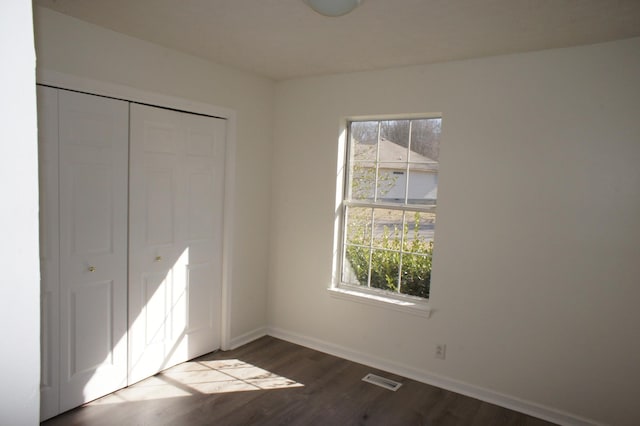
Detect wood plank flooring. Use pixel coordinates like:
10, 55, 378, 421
42, 336, 557, 426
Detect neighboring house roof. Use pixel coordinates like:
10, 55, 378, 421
353, 138, 438, 172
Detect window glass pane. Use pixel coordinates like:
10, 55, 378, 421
345, 206, 372, 246
407, 166, 437, 205
351, 121, 378, 161
376, 167, 406, 202
403, 211, 436, 251
381, 120, 410, 148
350, 163, 376, 201
350, 121, 379, 201
342, 245, 369, 286
378, 139, 408, 163
410, 118, 441, 162
372, 209, 403, 249
369, 249, 400, 292
400, 253, 431, 298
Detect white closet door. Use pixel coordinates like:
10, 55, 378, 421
128, 104, 225, 384
38, 86, 60, 421
58, 90, 129, 412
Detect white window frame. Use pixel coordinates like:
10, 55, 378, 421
329, 115, 441, 318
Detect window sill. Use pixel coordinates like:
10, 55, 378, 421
327, 286, 432, 318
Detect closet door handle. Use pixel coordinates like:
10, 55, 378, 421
88, 266, 96, 272
154, 256, 162, 262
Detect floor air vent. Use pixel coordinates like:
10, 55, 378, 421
362, 373, 402, 391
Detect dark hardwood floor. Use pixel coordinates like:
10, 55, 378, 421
43, 336, 556, 426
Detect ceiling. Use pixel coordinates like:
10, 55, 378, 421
34, 0, 640, 81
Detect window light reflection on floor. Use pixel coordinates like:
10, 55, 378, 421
91, 359, 304, 405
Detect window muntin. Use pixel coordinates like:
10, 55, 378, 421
340, 118, 441, 300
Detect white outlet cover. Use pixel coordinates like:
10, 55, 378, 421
436, 344, 446, 359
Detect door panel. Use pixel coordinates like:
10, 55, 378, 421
69, 164, 114, 254
38, 86, 60, 421
58, 90, 129, 412
145, 169, 177, 246
187, 172, 216, 240
69, 280, 113, 375
129, 104, 225, 385
187, 262, 215, 331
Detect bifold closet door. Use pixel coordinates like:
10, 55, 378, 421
128, 104, 225, 384
57, 90, 129, 414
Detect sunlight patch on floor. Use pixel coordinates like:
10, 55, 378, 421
90, 359, 303, 404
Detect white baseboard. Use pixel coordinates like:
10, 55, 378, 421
227, 327, 268, 350
266, 326, 601, 426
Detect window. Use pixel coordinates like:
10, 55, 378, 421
337, 117, 441, 302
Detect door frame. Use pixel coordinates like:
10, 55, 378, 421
37, 69, 236, 351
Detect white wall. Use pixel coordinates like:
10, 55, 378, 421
271, 38, 640, 426
0, 1, 40, 424
33, 6, 275, 342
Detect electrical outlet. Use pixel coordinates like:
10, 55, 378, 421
435, 344, 446, 360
